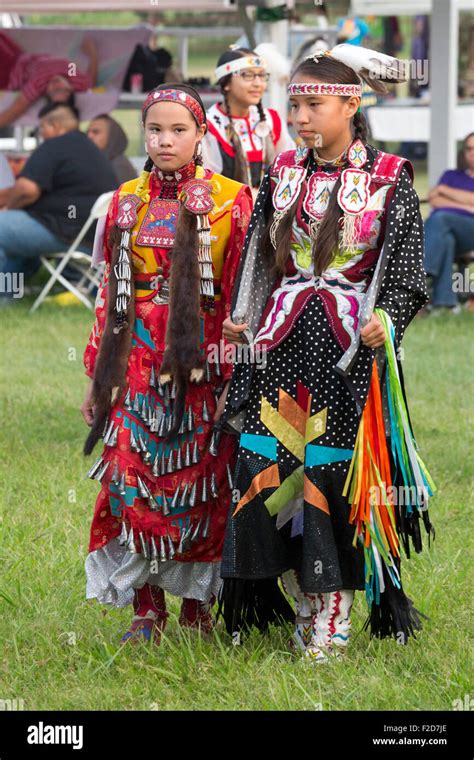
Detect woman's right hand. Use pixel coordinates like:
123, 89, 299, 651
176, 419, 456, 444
80, 379, 96, 426
222, 317, 249, 345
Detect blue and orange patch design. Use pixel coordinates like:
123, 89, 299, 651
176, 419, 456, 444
235, 381, 353, 518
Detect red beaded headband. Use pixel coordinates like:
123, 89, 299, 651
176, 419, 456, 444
142, 88, 205, 126
288, 83, 362, 97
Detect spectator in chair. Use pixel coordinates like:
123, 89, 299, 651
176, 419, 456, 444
87, 114, 136, 185
0, 33, 98, 128
424, 132, 474, 313
0, 102, 116, 302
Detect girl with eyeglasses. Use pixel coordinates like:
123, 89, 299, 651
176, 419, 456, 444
202, 48, 295, 193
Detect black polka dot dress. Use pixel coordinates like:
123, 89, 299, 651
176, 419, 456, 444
219, 145, 431, 625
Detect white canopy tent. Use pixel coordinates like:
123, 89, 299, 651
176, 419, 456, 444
0, 0, 235, 10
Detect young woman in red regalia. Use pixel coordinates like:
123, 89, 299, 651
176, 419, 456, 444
81, 84, 252, 644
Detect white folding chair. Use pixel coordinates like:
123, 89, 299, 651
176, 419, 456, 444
30, 190, 114, 312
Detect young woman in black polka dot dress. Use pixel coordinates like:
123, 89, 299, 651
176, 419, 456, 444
217, 45, 436, 662
202, 47, 294, 197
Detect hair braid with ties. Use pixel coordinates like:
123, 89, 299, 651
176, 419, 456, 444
263, 55, 370, 276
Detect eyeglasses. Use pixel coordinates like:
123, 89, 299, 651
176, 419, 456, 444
237, 71, 270, 82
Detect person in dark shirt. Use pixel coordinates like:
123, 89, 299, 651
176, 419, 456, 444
424, 132, 474, 312
0, 102, 116, 301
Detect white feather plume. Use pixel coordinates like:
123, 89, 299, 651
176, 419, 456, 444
255, 42, 291, 83
329, 43, 408, 94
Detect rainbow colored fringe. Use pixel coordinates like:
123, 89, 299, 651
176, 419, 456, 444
343, 309, 435, 609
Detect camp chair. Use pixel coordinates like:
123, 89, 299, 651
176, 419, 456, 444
30, 190, 114, 312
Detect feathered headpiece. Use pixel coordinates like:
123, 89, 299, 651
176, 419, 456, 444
307, 43, 408, 94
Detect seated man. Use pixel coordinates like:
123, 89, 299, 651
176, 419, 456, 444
424, 132, 474, 312
0, 102, 116, 302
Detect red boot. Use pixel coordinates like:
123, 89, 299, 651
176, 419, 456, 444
179, 594, 216, 635
121, 584, 168, 645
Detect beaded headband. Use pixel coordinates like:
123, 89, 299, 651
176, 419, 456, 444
142, 88, 205, 126
215, 55, 266, 82
288, 83, 362, 97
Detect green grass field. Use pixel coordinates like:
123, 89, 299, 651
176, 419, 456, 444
0, 300, 472, 711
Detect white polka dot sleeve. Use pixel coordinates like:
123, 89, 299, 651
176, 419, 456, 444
375, 168, 428, 343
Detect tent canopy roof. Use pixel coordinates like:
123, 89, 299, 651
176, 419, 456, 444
0, 0, 234, 12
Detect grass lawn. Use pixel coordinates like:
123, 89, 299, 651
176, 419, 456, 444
0, 299, 472, 711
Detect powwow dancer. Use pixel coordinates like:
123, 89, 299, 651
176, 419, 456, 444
81, 84, 252, 644
202, 47, 295, 193
218, 45, 436, 662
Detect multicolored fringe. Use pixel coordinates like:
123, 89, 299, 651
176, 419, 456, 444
375, 308, 436, 515
343, 309, 435, 640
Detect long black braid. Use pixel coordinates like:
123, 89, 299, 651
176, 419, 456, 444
221, 83, 248, 184
256, 98, 276, 170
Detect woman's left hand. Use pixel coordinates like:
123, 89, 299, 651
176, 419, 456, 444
214, 380, 231, 423
360, 313, 386, 349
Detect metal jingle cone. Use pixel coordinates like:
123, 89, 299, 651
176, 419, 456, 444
96, 460, 110, 482
180, 525, 192, 554
202, 512, 210, 539
119, 521, 128, 546
152, 451, 160, 478
167, 534, 175, 559
226, 463, 234, 490
191, 519, 201, 542
160, 451, 167, 476
187, 407, 194, 432
118, 471, 127, 495
180, 482, 189, 507
189, 480, 197, 507
148, 494, 160, 512
148, 404, 155, 428
129, 427, 140, 453
158, 413, 167, 438
140, 396, 148, 422
149, 365, 156, 389
171, 484, 181, 509
107, 425, 119, 448
202, 398, 210, 423
87, 457, 103, 479
178, 413, 186, 435
215, 360, 222, 378
111, 462, 120, 485
209, 429, 221, 457
184, 442, 191, 468
171, 381, 177, 399
124, 388, 132, 409
136, 473, 150, 499
150, 535, 158, 562
103, 418, 114, 444
139, 531, 149, 559
166, 450, 175, 473
133, 393, 140, 413
205, 358, 211, 383
127, 527, 137, 554
211, 472, 218, 498
161, 493, 171, 517
201, 476, 208, 502
138, 430, 149, 454
160, 535, 167, 561
192, 439, 200, 465
176, 446, 183, 470
177, 528, 185, 555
